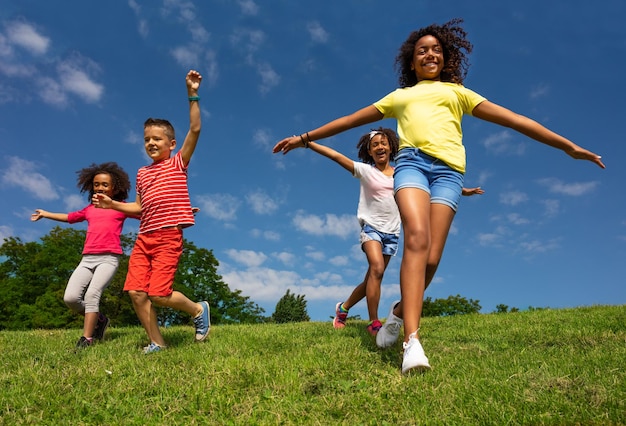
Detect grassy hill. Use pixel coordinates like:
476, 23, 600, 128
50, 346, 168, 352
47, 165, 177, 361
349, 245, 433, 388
0, 305, 624, 425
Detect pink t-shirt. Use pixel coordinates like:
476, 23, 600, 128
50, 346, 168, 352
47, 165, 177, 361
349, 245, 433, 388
67, 204, 130, 255
136, 151, 195, 234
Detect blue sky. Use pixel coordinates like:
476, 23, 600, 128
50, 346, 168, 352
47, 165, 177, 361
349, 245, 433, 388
1, 0, 625, 322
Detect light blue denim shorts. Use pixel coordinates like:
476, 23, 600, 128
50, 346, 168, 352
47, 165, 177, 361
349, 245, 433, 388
360, 223, 399, 256
393, 148, 464, 212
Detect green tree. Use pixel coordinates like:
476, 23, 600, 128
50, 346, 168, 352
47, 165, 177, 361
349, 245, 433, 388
422, 294, 481, 317
0, 227, 266, 330
157, 240, 266, 325
272, 289, 310, 323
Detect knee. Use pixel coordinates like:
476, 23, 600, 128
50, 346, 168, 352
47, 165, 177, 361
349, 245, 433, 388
404, 229, 430, 253
149, 295, 168, 307
63, 294, 82, 312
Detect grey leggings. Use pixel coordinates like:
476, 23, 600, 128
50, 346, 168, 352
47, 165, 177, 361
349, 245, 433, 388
64, 254, 120, 314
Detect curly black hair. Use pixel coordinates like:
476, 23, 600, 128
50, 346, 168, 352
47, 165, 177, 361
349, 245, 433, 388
76, 162, 131, 202
395, 18, 472, 88
356, 127, 399, 164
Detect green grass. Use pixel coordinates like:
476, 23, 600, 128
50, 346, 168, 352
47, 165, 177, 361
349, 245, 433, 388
1, 305, 624, 425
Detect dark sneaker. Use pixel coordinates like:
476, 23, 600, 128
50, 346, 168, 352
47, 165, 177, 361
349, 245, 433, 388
193, 301, 210, 342
366, 319, 383, 336
75, 336, 93, 349
93, 313, 110, 341
333, 302, 348, 329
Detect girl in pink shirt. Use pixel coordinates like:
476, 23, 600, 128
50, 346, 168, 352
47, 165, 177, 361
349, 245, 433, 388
32, 162, 134, 349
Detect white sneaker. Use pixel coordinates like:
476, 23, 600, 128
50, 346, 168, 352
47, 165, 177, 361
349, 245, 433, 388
401, 332, 431, 374
376, 300, 403, 348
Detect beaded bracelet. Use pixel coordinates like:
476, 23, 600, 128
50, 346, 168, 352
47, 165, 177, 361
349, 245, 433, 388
188, 96, 200, 101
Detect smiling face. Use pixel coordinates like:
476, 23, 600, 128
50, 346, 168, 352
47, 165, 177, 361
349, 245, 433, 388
144, 125, 176, 162
92, 173, 114, 198
411, 34, 444, 82
368, 133, 391, 167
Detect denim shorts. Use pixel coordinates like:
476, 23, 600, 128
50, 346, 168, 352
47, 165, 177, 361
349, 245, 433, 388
393, 148, 464, 211
360, 223, 399, 256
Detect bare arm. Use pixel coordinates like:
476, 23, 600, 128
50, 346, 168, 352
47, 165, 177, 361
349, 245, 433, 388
307, 141, 355, 174
273, 105, 384, 154
180, 70, 203, 166
472, 101, 605, 169
31, 209, 69, 222
92, 193, 142, 216
461, 187, 484, 196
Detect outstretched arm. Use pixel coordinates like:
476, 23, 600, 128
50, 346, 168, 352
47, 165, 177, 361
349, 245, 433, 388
180, 70, 203, 166
31, 209, 68, 222
472, 101, 605, 169
462, 187, 484, 196
273, 105, 383, 154
307, 141, 355, 174
92, 193, 142, 216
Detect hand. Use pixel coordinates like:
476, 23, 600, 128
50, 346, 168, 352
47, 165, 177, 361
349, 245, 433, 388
186, 70, 202, 92
31, 209, 46, 221
92, 193, 112, 208
462, 187, 485, 196
566, 146, 605, 169
272, 135, 306, 155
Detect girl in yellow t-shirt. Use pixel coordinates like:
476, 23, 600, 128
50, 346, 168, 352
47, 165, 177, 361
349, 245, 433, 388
273, 18, 604, 375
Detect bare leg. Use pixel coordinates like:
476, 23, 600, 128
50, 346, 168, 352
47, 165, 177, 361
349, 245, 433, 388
83, 312, 98, 338
393, 202, 456, 323
129, 290, 166, 347
150, 291, 202, 317
395, 188, 431, 342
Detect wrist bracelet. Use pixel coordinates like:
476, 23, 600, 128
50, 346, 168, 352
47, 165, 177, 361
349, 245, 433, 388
188, 96, 200, 101
300, 134, 309, 149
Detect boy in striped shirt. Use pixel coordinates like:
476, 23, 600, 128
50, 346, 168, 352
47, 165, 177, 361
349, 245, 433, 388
93, 70, 210, 353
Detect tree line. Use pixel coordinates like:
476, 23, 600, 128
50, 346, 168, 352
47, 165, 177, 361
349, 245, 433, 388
1, 226, 504, 331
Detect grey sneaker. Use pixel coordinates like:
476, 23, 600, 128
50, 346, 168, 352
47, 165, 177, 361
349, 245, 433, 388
193, 301, 211, 342
376, 300, 403, 348
401, 332, 431, 374
143, 342, 164, 354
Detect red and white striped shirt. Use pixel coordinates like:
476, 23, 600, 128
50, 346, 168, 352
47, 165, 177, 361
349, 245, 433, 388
137, 151, 195, 233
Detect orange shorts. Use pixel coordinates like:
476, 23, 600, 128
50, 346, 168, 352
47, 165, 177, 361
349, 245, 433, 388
123, 228, 183, 297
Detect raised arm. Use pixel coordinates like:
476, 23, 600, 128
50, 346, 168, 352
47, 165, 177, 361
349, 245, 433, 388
273, 105, 383, 155
180, 70, 203, 166
31, 209, 69, 222
307, 141, 355, 174
472, 101, 605, 169
461, 187, 484, 196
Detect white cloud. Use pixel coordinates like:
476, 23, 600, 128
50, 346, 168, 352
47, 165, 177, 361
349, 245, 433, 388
0, 225, 14, 242
529, 83, 549, 99
57, 59, 104, 103
2, 156, 59, 201
542, 199, 560, 217
195, 193, 241, 221
128, 0, 149, 38
246, 190, 278, 214
272, 251, 295, 265
482, 130, 526, 156
171, 46, 199, 67
225, 248, 268, 267
329, 255, 348, 266
238, 0, 259, 15
293, 210, 359, 239
506, 213, 529, 225
65, 194, 86, 211
537, 178, 599, 196
307, 21, 329, 43
499, 190, 528, 206
37, 76, 68, 107
6, 21, 49, 55
256, 61, 280, 94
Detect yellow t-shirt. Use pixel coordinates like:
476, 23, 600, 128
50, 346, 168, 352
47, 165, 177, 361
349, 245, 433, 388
373, 80, 486, 173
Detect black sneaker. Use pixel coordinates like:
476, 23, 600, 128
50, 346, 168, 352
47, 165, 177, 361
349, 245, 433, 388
93, 313, 110, 341
75, 336, 93, 349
